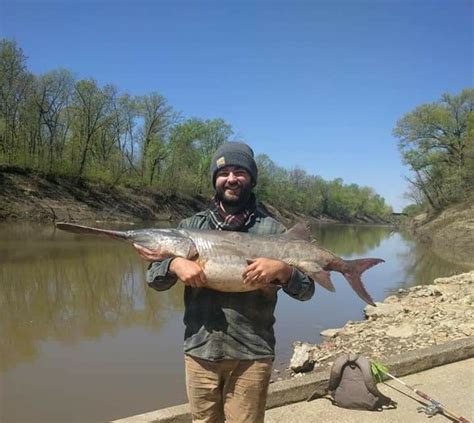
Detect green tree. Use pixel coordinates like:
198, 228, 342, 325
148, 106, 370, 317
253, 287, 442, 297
162, 120, 201, 193
394, 89, 474, 210
0, 39, 32, 163
0, 37, 394, 223
35, 69, 74, 171
465, 105, 474, 191
70, 79, 113, 175
161, 118, 232, 194
193, 118, 233, 193
137, 93, 175, 185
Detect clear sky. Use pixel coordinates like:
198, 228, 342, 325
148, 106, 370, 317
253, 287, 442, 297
1, 0, 472, 211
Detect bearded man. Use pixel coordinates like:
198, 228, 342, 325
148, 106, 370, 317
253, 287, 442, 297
135, 142, 314, 423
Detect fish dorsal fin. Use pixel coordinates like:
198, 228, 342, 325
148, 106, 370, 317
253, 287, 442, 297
284, 222, 312, 241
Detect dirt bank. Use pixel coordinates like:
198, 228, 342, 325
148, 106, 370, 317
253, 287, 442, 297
0, 166, 342, 226
288, 271, 474, 377
0, 166, 213, 223
407, 200, 474, 267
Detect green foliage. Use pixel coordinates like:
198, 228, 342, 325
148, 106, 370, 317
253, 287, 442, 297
0, 38, 392, 221
256, 156, 392, 219
0, 39, 33, 164
394, 89, 474, 211
402, 203, 424, 217
371, 361, 389, 383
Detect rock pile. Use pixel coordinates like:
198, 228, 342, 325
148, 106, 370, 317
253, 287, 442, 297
289, 271, 474, 374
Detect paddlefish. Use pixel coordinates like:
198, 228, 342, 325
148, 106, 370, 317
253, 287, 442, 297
55, 222, 384, 306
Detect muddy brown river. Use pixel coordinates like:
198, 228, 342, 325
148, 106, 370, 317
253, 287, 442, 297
0, 222, 469, 422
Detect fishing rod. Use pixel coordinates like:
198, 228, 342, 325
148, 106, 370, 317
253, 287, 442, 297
371, 362, 471, 423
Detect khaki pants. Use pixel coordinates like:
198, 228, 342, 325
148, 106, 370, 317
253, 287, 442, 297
184, 355, 273, 423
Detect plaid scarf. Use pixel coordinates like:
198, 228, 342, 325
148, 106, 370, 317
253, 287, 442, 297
209, 193, 257, 231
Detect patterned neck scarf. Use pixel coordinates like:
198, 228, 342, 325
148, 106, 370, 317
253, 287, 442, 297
209, 193, 257, 231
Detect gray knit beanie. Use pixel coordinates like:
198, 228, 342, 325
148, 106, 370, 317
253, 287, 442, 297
210, 142, 258, 187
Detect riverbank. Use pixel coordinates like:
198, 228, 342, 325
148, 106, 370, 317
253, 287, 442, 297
0, 166, 209, 223
0, 166, 386, 226
405, 199, 474, 267
289, 271, 474, 375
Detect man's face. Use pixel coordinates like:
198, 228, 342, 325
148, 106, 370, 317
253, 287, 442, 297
215, 165, 253, 207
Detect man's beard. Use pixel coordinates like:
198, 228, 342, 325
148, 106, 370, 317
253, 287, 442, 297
215, 182, 253, 209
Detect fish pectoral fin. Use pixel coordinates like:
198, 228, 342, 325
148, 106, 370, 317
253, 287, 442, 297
292, 260, 336, 292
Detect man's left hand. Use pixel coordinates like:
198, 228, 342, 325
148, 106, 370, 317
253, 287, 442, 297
242, 258, 292, 287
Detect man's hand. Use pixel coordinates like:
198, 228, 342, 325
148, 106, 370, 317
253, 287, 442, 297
242, 258, 292, 287
133, 243, 206, 288
133, 243, 167, 262
169, 257, 207, 288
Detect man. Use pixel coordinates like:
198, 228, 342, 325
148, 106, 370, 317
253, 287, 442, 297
135, 142, 314, 423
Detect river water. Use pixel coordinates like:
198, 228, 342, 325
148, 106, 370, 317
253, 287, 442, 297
0, 222, 470, 423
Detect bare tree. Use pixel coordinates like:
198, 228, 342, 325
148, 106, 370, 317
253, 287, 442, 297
137, 93, 176, 185
72, 79, 113, 175
35, 69, 74, 171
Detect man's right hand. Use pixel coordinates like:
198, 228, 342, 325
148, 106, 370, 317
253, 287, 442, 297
169, 257, 207, 288
133, 244, 207, 288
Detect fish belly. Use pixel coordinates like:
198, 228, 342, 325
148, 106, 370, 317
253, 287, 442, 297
198, 255, 259, 292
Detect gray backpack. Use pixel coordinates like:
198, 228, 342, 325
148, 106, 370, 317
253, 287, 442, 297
326, 354, 395, 410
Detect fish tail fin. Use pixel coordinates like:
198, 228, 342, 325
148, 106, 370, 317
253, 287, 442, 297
342, 258, 384, 306
55, 222, 128, 241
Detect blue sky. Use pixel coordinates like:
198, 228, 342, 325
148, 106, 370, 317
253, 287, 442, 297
1, 0, 472, 211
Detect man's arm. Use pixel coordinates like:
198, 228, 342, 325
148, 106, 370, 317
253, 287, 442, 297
281, 267, 315, 301
146, 257, 178, 292
243, 216, 315, 301
242, 257, 315, 301
135, 219, 206, 291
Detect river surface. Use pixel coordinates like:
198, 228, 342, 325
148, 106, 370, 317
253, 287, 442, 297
0, 222, 470, 423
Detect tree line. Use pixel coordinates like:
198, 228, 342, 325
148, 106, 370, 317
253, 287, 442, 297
394, 89, 473, 215
0, 38, 393, 220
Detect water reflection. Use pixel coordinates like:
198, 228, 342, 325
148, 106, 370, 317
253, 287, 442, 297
394, 231, 471, 290
312, 224, 393, 256
0, 223, 183, 371
313, 224, 471, 290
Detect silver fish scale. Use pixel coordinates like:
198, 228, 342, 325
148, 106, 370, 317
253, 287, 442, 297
189, 230, 292, 263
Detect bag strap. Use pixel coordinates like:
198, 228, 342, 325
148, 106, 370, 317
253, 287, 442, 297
310, 353, 360, 402
327, 353, 359, 392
